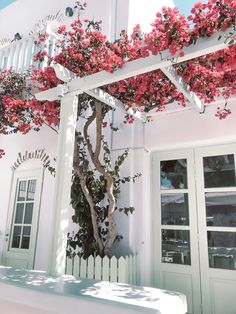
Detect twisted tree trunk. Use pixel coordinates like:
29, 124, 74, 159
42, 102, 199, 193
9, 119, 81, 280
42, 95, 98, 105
83, 102, 116, 256
73, 132, 104, 254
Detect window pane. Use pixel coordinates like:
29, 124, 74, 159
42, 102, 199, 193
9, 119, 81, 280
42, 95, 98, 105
27, 180, 36, 200
17, 180, 27, 201
24, 203, 33, 224
162, 229, 191, 265
206, 192, 236, 227
15, 203, 24, 224
161, 159, 187, 189
21, 227, 31, 249
11, 226, 21, 248
208, 231, 236, 270
161, 193, 189, 225
203, 154, 236, 188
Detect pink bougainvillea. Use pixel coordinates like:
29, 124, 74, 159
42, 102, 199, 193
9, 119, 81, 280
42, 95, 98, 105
0, 0, 235, 155
0, 148, 5, 158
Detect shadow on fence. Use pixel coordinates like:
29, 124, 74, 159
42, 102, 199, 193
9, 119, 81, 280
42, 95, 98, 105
65, 255, 138, 285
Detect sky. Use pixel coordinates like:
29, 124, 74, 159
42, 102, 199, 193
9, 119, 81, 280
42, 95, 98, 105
174, 0, 208, 17
0, 0, 16, 10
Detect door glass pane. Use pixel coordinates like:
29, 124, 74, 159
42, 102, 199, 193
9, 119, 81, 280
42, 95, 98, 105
208, 231, 236, 270
161, 193, 189, 225
203, 154, 236, 188
206, 192, 236, 227
21, 226, 31, 249
17, 180, 27, 201
15, 203, 24, 224
162, 229, 191, 265
27, 180, 36, 200
24, 203, 33, 224
11, 226, 21, 248
160, 159, 187, 189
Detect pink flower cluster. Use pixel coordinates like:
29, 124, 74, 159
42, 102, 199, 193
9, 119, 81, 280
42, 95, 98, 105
0, 0, 235, 150
0, 68, 60, 139
107, 70, 185, 113
0, 149, 5, 159
145, 7, 190, 56
189, 0, 236, 39
215, 106, 232, 119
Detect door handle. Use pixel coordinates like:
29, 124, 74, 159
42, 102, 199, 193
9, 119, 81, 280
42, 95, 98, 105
5, 234, 9, 242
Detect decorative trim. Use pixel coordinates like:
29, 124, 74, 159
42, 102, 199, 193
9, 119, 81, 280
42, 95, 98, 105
11, 149, 51, 170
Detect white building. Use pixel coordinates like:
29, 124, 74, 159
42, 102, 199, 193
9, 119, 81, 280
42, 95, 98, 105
0, 1, 236, 313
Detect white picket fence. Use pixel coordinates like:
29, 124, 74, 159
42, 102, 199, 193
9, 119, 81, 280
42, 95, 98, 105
65, 255, 138, 285
0, 24, 59, 73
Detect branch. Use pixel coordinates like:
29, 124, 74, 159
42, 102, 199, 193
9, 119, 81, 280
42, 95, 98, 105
94, 102, 103, 159
73, 133, 104, 254
83, 109, 96, 159
84, 102, 116, 256
29, 111, 59, 134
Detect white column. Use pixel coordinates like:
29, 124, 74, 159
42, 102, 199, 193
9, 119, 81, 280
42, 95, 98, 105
48, 94, 78, 276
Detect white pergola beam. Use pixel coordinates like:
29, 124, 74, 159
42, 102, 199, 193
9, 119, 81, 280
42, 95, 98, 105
36, 27, 234, 101
37, 62, 147, 122
86, 88, 147, 122
161, 66, 205, 113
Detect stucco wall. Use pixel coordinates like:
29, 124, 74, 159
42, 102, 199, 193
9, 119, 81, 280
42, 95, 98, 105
0, 125, 58, 270
111, 97, 236, 285
0, 0, 176, 41
0, 0, 114, 40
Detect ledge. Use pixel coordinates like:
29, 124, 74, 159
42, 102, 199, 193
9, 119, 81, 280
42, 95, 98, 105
0, 266, 187, 314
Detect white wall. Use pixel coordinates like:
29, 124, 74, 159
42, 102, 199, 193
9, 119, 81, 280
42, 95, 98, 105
0, 0, 113, 40
0, 125, 58, 270
145, 101, 236, 150
111, 98, 236, 285
0, 0, 175, 42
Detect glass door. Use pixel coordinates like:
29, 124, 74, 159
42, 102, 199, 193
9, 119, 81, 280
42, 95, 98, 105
3, 169, 43, 269
10, 179, 36, 250
152, 149, 202, 314
196, 144, 236, 314
161, 158, 191, 266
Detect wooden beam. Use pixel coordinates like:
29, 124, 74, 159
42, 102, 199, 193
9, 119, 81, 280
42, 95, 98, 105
35, 83, 75, 101
86, 88, 147, 122
69, 28, 234, 92
161, 66, 205, 113
36, 27, 234, 105
40, 62, 147, 122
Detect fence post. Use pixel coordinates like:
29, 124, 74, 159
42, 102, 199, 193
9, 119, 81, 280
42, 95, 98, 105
118, 256, 127, 283
73, 255, 80, 277
102, 256, 110, 281
87, 255, 94, 279
94, 256, 102, 280
66, 257, 73, 275
110, 256, 118, 282
80, 258, 87, 278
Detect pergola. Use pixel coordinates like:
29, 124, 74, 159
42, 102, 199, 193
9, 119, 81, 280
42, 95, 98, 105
35, 27, 235, 276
